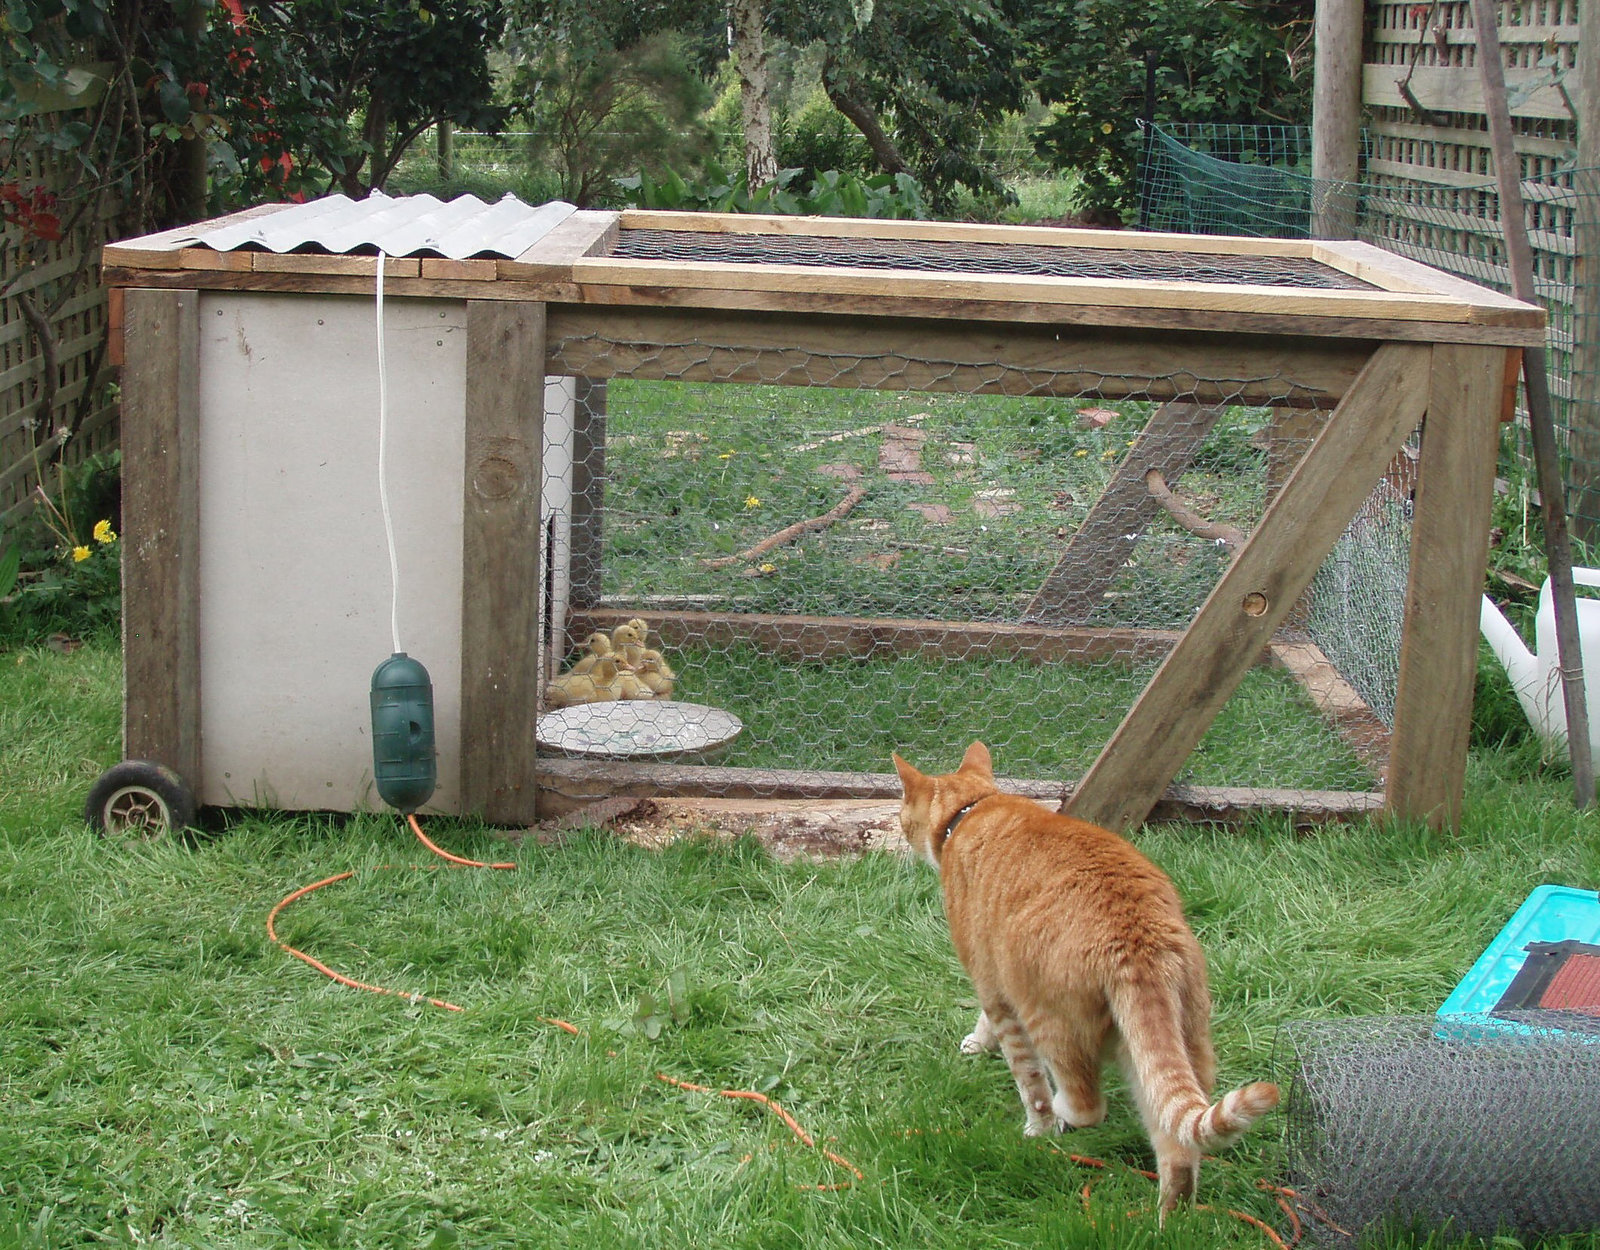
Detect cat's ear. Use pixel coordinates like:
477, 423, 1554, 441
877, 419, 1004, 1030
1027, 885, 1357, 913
959, 741, 993, 777
891, 752, 922, 795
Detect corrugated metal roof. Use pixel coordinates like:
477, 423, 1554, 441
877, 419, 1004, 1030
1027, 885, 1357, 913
195, 192, 576, 260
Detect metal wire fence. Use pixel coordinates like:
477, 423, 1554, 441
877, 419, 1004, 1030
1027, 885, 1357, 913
1140, 122, 1600, 544
534, 326, 1402, 807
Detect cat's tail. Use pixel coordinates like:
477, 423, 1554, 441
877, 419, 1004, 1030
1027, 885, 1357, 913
1111, 979, 1280, 1150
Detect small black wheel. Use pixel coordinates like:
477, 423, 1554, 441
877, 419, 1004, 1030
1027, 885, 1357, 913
85, 761, 197, 839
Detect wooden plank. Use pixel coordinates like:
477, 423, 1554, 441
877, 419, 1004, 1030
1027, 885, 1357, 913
616, 209, 1326, 257
1067, 342, 1433, 832
99, 265, 1548, 345
1385, 343, 1506, 826
545, 306, 1368, 406
460, 301, 546, 824
1370, 21, 1579, 44
1270, 640, 1390, 780
1023, 401, 1228, 624
100, 202, 296, 269
562, 279, 1547, 345
1363, 63, 1578, 122
499, 210, 620, 282
120, 288, 202, 790
1309, 240, 1539, 306
571, 255, 1519, 325
1369, 118, 1575, 160
251, 253, 422, 278
565, 608, 1198, 666
534, 757, 1382, 827
568, 378, 606, 609
420, 257, 498, 281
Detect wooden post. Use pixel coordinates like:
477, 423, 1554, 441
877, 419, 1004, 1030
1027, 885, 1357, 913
568, 377, 607, 611
120, 288, 202, 789
1310, 0, 1365, 238
1067, 343, 1432, 833
460, 300, 545, 824
1569, 0, 1600, 540
1385, 344, 1507, 826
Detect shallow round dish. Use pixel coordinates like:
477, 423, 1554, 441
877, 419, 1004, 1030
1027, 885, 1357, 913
536, 700, 744, 760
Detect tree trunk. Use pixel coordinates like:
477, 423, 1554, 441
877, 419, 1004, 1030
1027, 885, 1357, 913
822, 52, 909, 177
731, 0, 777, 187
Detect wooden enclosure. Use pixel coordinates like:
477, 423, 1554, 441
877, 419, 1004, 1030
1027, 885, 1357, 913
102, 205, 1542, 831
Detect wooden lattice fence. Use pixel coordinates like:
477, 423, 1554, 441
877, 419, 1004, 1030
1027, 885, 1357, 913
1, 139, 124, 524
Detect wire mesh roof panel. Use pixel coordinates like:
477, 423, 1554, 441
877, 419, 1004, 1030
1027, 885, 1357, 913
610, 228, 1378, 289
196, 192, 576, 259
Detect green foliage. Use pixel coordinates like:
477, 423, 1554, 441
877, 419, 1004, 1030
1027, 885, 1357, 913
776, 86, 872, 181
513, 31, 711, 206
618, 159, 927, 218
1024, 0, 1313, 223
0, 451, 122, 647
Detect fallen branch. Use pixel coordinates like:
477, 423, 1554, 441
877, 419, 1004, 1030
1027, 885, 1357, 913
1144, 470, 1245, 548
702, 485, 869, 569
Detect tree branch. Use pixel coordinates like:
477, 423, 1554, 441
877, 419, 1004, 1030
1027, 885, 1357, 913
1144, 470, 1245, 548
701, 486, 869, 569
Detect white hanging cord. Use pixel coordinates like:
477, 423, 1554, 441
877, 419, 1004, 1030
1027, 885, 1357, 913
375, 248, 402, 655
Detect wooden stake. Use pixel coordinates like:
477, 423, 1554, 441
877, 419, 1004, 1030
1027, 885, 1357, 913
1470, 0, 1595, 807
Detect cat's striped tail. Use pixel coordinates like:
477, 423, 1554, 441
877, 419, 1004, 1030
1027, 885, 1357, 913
1169, 1080, 1280, 1150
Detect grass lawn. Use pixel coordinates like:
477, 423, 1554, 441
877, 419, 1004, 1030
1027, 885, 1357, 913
4, 641, 1600, 1248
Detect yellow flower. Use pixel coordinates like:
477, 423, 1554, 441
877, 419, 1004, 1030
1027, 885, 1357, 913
1074, 449, 1088, 458
1101, 448, 1118, 458
718, 450, 738, 460
71, 545, 91, 563
1101, 122, 1114, 134
745, 495, 761, 510
93, 519, 117, 544
759, 562, 776, 574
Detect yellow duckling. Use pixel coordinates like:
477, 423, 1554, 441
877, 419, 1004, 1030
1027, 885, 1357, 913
636, 654, 675, 699
617, 669, 655, 700
623, 617, 676, 680
547, 657, 622, 707
609, 622, 648, 670
570, 631, 613, 675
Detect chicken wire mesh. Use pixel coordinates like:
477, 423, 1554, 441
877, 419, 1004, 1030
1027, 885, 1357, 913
534, 331, 1409, 804
1277, 1013, 1600, 1245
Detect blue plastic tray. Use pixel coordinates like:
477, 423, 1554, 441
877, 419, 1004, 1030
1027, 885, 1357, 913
1438, 884, 1600, 1023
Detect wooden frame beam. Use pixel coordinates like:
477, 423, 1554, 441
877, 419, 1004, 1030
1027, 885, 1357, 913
120, 288, 202, 789
1385, 343, 1508, 825
460, 300, 546, 823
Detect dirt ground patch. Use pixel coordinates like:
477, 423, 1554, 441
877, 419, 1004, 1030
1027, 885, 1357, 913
524, 797, 908, 861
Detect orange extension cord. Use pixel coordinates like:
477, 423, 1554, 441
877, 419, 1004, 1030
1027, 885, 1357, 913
266, 815, 1297, 1245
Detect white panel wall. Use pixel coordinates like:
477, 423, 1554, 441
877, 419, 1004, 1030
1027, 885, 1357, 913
196, 292, 469, 813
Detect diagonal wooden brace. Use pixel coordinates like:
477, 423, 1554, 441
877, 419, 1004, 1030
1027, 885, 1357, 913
1066, 343, 1433, 832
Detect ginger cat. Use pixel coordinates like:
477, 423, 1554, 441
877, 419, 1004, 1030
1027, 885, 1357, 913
892, 742, 1279, 1216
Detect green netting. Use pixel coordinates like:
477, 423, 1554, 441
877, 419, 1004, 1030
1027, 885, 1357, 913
1140, 122, 1600, 546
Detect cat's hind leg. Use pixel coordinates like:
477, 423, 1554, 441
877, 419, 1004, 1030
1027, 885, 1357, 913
984, 1004, 1057, 1137
1026, 1006, 1110, 1129
959, 1009, 1000, 1055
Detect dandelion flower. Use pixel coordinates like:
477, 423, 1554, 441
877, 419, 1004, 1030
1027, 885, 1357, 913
1074, 449, 1088, 458
71, 545, 91, 563
718, 450, 738, 460
745, 495, 761, 510
1102, 448, 1117, 458
93, 519, 117, 544
759, 562, 776, 574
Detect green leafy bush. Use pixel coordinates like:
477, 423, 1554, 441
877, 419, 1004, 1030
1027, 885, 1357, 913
618, 160, 926, 219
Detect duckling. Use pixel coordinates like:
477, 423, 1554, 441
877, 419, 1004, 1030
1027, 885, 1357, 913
570, 631, 613, 675
623, 617, 676, 680
609, 622, 648, 670
547, 657, 622, 707
617, 669, 655, 700
635, 654, 675, 699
